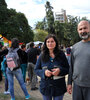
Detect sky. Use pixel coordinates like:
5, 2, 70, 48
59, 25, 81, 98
5, 0, 90, 28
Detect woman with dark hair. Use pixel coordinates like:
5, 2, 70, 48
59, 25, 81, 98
35, 34, 69, 100
6, 38, 30, 100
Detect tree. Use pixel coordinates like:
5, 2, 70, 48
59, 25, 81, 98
63, 15, 80, 46
0, 7, 9, 37
34, 29, 48, 42
35, 21, 45, 30
45, 1, 55, 34
0, 0, 34, 43
54, 21, 64, 44
0, 0, 7, 7
6, 11, 34, 43
0, 0, 7, 36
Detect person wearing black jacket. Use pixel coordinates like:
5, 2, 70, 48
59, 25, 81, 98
27, 42, 39, 90
35, 34, 69, 100
0, 48, 8, 81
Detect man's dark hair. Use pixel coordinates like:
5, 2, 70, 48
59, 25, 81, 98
21, 44, 26, 49
29, 42, 34, 48
11, 38, 19, 49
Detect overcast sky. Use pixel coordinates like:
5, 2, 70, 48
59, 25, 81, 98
6, 0, 90, 28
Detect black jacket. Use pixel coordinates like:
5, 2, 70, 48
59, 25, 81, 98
35, 51, 69, 96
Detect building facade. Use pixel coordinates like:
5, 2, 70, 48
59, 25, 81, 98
55, 9, 67, 23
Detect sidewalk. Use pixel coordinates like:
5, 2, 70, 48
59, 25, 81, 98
0, 76, 72, 100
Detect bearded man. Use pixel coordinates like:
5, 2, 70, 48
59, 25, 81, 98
67, 20, 90, 100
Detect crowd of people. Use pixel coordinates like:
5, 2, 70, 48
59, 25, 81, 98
0, 38, 41, 100
0, 20, 90, 100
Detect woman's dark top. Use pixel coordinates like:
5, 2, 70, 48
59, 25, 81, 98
35, 50, 69, 96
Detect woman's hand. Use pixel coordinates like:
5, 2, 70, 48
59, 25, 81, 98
51, 68, 60, 76
45, 69, 52, 77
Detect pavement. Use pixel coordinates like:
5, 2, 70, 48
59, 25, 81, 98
0, 75, 72, 100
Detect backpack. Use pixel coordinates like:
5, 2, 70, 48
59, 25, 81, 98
6, 48, 20, 71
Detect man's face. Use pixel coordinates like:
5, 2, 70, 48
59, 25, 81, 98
78, 21, 90, 40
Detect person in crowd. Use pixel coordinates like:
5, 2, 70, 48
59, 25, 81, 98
35, 44, 41, 55
1, 46, 10, 95
20, 44, 27, 83
0, 63, 2, 81
27, 42, 39, 90
5, 38, 30, 100
67, 20, 90, 100
66, 45, 71, 65
0, 46, 9, 82
35, 34, 69, 100
0, 49, 4, 81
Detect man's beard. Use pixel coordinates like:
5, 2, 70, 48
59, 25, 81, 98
79, 32, 90, 40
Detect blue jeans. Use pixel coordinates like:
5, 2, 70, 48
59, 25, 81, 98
5, 78, 9, 91
6, 68, 29, 99
42, 95, 64, 100
66, 55, 71, 65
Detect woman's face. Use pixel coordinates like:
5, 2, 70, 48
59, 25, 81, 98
46, 37, 56, 51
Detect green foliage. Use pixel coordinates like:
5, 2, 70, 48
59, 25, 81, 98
45, 1, 55, 34
35, 17, 48, 32
0, 0, 7, 7
54, 21, 64, 44
64, 15, 81, 45
80, 16, 88, 21
0, 0, 34, 43
35, 21, 45, 30
34, 29, 48, 42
